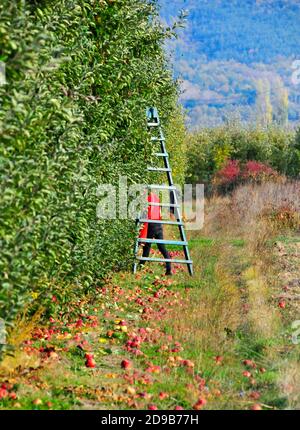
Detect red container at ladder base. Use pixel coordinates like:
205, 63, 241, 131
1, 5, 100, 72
139, 223, 148, 239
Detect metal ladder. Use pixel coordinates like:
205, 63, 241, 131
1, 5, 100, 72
133, 107, 193, 276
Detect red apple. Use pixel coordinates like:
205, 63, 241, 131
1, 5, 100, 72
85, 353, 94, 360
278, 300, 286, 309
148, 404, 158, 410
250, 391, 260, 400
193, 398, 207, 410
214, 355, 223, 365
159, 392, 168, 400
86, 358, 96, 368
146, 365, 161, 374
0, 388, 8, 399
198, 378, 206, 390
243, 359, 256, 368
121, 359, 132, 370
251, 403, 262, 410
9, 392, 17, 400
181, 359, 194, 368
76, 319, 84, 327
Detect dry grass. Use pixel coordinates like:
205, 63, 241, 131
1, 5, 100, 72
170, 181, 299, 363
0, 309, 44, 376
279, 361, 300, 409
243, 266, 281, 338
201, 180, 300, 240
6, 309, 44, 349
168, 244, 242, 357
0, 350, 41, 378
206, 181, 300, 408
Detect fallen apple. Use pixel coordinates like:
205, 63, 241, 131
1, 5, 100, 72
0, 388, 8, 399
9, 392, 17, 400
249, 391, 260, 400
193, 398, 207, 410
86, 357, 96, 368
278, 300, 286, 309
251, 403, 262, 410
121, 359, 132, 370
214, 355, 223, 365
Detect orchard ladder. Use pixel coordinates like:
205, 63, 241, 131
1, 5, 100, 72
133, 107, 193, 276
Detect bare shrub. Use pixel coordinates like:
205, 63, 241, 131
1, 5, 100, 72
202, 181, 300, 240
279, 361, 300, 409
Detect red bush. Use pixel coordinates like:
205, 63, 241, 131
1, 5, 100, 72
213, 159, 280, 193
214, 160, 240, 186
242, 161, 278, 181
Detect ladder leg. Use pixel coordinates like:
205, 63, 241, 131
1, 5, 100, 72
168, 177, 193, 275
133, 220, 140, 274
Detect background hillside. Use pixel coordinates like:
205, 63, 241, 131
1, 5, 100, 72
160, 0, 300, 128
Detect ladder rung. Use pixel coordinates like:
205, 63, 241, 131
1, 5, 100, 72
148, 184, 176, 190
148, 122, 159, 127
138, 239, 188, 246
151, 137, 165, 142
148, 203, 179, 208
155, 152, 169, 157
138, 257, 193, 264
147, 167, 171, 172
139, 219, 183, 226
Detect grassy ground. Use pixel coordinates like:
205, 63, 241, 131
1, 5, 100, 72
1, 181, 299, 410
1, 226, 299, 410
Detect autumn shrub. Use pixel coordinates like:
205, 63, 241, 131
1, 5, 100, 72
263, 205, 300, 232
187, 125, 300, 193
0, 0, 183, 342
212, 159, 280, 194
242, 160, 279, 182
212, 160, 241, 192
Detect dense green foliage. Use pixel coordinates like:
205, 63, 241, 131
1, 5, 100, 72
187, 126, 300, 192
164, 106, 187, 187
0, 0, 181, 330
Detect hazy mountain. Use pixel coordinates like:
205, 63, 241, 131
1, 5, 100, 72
160, 0, 300, 128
